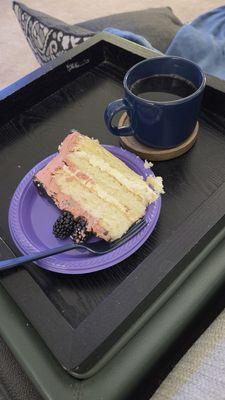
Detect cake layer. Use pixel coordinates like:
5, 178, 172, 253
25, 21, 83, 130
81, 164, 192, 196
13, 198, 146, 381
34, 131, 163, 241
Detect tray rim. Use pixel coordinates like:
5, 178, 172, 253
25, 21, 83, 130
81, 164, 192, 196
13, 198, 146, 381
1, 32, 225, 122
1, 32, 225, 378
0, 32, 159, 100
1, 223, 225, 399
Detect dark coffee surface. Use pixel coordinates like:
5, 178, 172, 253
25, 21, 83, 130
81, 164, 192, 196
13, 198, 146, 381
131, 74, 197, 102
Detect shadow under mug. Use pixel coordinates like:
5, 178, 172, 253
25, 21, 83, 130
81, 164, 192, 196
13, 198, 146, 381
104, 56, 206, 148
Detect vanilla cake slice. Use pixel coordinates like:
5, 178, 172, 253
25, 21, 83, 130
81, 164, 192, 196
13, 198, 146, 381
34, 131, 163, 242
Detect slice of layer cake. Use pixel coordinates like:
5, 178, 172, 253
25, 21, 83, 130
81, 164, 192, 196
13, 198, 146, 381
34, 131, 163, 242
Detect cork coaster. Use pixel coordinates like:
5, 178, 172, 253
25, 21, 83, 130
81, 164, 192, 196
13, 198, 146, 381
119, 113, 199, 161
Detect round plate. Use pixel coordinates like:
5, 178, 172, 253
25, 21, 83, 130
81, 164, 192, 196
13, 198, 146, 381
9, 145, 161, 274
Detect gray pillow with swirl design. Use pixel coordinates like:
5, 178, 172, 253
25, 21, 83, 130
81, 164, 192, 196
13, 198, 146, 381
13, 1, 94, 64
13, 2, 182, 65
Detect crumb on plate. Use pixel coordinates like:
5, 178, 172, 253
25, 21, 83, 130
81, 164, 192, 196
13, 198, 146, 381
146, 176, 165, 194
144, 160, 153, 169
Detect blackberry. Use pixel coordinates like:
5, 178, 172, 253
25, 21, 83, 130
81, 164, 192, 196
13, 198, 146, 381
33, 179, 47, 197
70, 217, 88, 243
53, 211, 75, 239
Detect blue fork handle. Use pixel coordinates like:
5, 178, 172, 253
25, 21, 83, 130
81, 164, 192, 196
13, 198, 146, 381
0, 218, 147, 271
0, 242, 83, 271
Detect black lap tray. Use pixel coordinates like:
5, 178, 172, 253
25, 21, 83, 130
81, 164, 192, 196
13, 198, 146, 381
0, 33, 225, 378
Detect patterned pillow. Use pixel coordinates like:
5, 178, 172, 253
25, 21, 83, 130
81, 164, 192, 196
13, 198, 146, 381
13, 2, 94, 64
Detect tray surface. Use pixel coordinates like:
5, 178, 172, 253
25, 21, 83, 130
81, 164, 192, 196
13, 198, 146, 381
1, 35, 225, 375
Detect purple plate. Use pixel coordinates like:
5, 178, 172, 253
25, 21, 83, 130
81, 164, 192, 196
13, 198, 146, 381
9, 146, 161, 274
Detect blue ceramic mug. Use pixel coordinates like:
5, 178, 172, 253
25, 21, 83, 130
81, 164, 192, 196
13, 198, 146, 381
104, 56, 206, 148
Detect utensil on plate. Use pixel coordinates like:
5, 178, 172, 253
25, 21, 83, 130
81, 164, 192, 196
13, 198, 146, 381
1, 218, 146, 271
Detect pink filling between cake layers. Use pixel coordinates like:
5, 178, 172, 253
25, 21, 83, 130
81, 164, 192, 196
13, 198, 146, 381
35, 132, 110, 240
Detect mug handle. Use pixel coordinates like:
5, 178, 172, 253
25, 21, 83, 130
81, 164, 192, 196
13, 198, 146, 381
104, 99, 134, 136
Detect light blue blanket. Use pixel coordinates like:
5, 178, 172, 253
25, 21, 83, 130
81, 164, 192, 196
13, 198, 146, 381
166, 6, 225, 80
105, 7, 225, 80
103, 27, 160, 52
